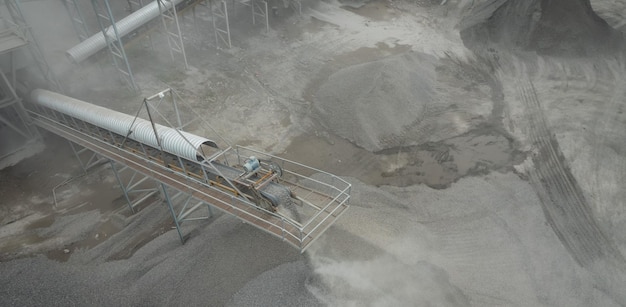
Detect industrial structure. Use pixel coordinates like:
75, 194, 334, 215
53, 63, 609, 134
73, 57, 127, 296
0, 0, 349, 252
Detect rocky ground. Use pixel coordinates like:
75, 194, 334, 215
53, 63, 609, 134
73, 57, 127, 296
1, 0, 625, 305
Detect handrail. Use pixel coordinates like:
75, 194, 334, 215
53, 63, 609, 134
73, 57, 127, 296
27, 106, 350, 251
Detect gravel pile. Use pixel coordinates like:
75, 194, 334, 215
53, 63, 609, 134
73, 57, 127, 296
314, 52, 437, 152
305, 172, 621, 306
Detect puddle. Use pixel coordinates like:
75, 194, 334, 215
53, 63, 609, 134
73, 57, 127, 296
375, 127, 526, 188
281, 126, 525, 189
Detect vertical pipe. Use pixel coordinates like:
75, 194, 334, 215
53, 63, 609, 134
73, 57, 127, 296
144, 98, 167, 167
223, 1, 231, 48
264, 1, 269, 33
170, 1, 189, 70
171, 89, 183, 129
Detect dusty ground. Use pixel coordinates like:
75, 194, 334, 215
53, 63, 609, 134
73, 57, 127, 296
1, 0, 626, 305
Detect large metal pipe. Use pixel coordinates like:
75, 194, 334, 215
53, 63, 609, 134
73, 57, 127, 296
66, 0, 183, 63
31, 89, 215, 162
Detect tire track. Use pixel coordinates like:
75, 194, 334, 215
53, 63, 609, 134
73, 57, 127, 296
514, 74, 624, 267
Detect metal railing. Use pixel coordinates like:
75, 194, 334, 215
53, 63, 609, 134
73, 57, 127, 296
27, 105, 350, 251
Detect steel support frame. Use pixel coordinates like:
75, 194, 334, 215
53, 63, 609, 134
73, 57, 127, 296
131, 90, 217, 243
0, 70, 39, 151
91, 0, 139, 92
157, 0, 189, 70
62, 0, 90, 42
110, 160, 159, 213
251, 0, 269, 33
233, 0, 269, 33
68, 141, 107, 172
30, 107, 352, 251
142, 89, 246, 200
3, 0, 63, 92
161, 184, 214, 243
211, 0, 231, 48
127, 0, 157, 51
144, 88, 184, 129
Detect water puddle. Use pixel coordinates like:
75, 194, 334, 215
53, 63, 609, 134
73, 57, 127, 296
281, 126, 525, 189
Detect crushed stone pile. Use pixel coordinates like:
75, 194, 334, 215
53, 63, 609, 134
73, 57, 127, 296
314, 52, 437, 152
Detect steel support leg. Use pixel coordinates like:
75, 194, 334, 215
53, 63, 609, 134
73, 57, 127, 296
211, 0, 231, 48
91, 0, 139, 92
62, 0, 90, 41
252, 0, 269, 33
68, 141, 106, 172
110, 160, 135, 213
157, 0, 189, 70
162, 184, 185, 243
4, 0, 63, 92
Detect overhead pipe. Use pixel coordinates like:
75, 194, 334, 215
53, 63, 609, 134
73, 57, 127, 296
31, 89, 216, 162
66, 0, 183, 63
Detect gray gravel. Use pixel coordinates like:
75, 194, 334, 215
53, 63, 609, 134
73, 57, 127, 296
0, 214, 306, 306
314, 52, 437, 152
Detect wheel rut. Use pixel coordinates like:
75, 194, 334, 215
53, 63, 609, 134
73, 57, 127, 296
515, 76, 624, 267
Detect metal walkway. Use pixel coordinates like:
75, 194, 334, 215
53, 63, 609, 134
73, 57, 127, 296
27, 92, 350, 252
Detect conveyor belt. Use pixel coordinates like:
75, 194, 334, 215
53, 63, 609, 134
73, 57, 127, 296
27, 106, 350, 252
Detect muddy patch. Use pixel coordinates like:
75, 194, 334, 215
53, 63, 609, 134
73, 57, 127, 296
281, 125, 525, 189
375, 126, 526, 188
0, 135, 167, 262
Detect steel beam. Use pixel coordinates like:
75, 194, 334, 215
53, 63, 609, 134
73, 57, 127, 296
3, 0, 63, 92
62, 0, 90, 42
91, 0, 139, 92
110, 160, 159, 213
251, 0, 269, 33
211, 0, 231, 48
157, 0, 189, 70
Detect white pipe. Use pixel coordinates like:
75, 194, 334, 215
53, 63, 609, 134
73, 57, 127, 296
66, 0, 183, 63
31, 89, 215, 162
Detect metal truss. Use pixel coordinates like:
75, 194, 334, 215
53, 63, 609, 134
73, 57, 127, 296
157, 0, 189, 70
144, 88, 185, 129
161, 184, 214, 243
110, 160, 159, 213
125, 0, 156, 51
211, 0, 231, 48
251, 0, 269, 33
91, 0, 139, 92
68, 141, 107, 172
0, 70, 38, 144
62, 0, 90, 42
231, 0, 268, 33
3, 0, 63, 92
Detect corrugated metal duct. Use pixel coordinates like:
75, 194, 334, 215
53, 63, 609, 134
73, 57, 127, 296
66, 0, 183, 63
31, 89, 215, 161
